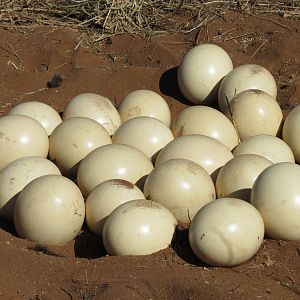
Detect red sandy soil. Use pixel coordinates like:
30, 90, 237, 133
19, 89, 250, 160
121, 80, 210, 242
0, 11, 299, 299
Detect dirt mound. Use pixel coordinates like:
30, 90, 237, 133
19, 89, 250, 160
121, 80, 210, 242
0, 10, 299, 299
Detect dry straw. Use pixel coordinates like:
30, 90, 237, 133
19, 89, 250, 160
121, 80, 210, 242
0, 1, 299, 41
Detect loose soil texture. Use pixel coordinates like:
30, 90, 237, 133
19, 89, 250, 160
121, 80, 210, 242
0, 10, 300, 300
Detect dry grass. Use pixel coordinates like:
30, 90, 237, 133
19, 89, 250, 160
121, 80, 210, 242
0, 1, 299, 42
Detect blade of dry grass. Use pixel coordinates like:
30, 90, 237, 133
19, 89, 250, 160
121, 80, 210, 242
0, 1, 299, 43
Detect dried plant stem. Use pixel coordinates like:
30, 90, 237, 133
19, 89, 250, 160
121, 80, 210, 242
0, 1, 298, 44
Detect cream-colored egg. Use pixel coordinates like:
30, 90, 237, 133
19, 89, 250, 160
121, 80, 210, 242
112, 116, 174, 159
0, 157, 61, 222
86, 179, 145, 236
178, 44, 233, 104
118, 90, 171, 127
14, 175, 85, 245
233, 134, 295, 163
49, 117, 111, 177
103, 199, 177, 255
218, 64, 277, 116
77, 144, 154, 197
8, 101, 62, 135
144, 159, 216, 223
155, 135, 233, 181
251, 162, 300, 240
231, 90, 282, 140
172, 106, 239, 149
63, 93, 121, 135
189, 198, 264, 267
282, 105, 300, 163
216, 154, 273, 201
0, 115, 49, 171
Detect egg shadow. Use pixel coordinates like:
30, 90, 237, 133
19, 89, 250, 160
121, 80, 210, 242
74, 225, 107, 259
205, 78, 223, 110
159, 67, 223, 110
0, 217, 16, 236
135, 174, 149, 191
0, 193, 19, 224
63, 161, 81, 180
211, 167, 223, 184
0, 192, 21, 236
227, 189, 251, 202
159, 67, 193, 105
151, 148, 163, 166
171, 225, 208, 267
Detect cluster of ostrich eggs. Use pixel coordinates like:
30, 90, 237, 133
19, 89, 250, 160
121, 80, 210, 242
0, 42, 299, 268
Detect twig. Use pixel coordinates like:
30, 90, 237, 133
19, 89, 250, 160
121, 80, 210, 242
61, 288, 73, 300
225, 93, 233, 119
224, 32, 256, 41
226, 91, 241, 143
0, 102, 13, 113
183, 14, 217, 34
158, 41, 191, 45
246, 12, 292, 30
7, 60, 19, 70
173, 0, 184, 14
21, 88, 47, 96
0, 0, 298, 44
6, 42, 26, 69
251, 39, 268, 58
212, 27, 235, 41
